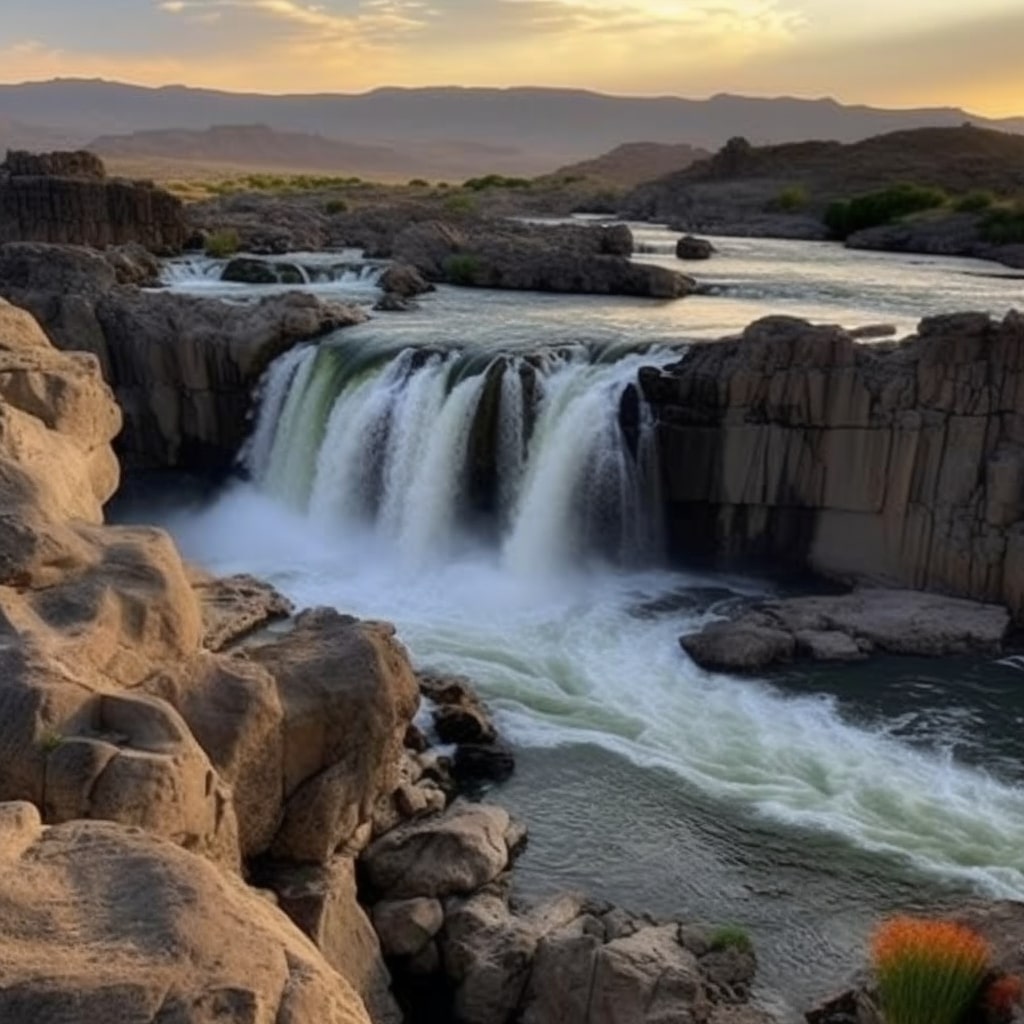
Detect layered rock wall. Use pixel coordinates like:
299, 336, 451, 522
0, 149, 188, 253
641, 311, 1024, 616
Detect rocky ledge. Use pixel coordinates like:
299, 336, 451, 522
0, 241, 366, 469
0, 149, 188, 254
0, 295, 775, 1024
640, 310, 1024, 619
681, 588, 1011, 673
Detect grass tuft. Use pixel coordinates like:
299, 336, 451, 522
709, 925, 753, 954
872, 916, 989, 1024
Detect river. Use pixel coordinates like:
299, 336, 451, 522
133, 228, 1024, 1018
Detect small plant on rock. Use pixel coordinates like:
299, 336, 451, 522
709, 925, 753, 954
204, 228, 240, 258
985, 974, 1023, 1023
872, 916, 989, 1024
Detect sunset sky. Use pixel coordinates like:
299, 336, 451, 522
1, 0, 1022, 116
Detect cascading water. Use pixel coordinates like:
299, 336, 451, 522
247, 339, 669, 570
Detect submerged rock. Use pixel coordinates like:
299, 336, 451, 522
676, 234, 715, 259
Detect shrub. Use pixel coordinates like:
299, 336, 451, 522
443, 193, 477, 214
954, 190, 996, 213
986, 974, 1023, 1021
982, 202, 1024, 244
443, 253, 481, 285
325, 198, 348, 215
408, 178, 429, 187
824, 183, 948, 239
776, 185, 809, 212
204, 228, 240, 258
709, 925, 753, 954
871, 917, 989, 1024
463, 173, 532, 191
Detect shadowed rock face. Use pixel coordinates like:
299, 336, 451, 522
0, 242, 367, 470
641, 311, 1024, 617
0, 149, 188, 254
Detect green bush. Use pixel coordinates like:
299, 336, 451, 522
824, 183, 948, 239
325, 198, 348, 215
408, 178, 429, 187
204, 228, 241, 258
443, 193, 478, 214
776, 185, 809, 212
462, 173, 532, 191
982, 202, 1024, 244
709, 926, 753, 954
954, 190, 996, 213
443, 253, 481, 285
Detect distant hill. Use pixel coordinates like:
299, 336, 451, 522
0, 117, 79, 153
0, 79, 1022, 179
623, 125, 1024, 233
552, 142, 710, 188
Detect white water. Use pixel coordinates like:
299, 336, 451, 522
167, 333, 1024, 906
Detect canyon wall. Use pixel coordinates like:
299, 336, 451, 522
0, 149, 188, 253
641, 311, 1024, 617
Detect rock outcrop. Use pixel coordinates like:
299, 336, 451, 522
0, 804, 371, 1024
0, 149, 188, 253
641, 311, 1024, 619
680, 588, 1011, 673
0, 297, 427, 1020
391, 219, 694, 298
0, 242, 367, 469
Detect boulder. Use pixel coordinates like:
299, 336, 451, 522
680, 588, 1011, 672
362, 801, 512, 899
419, 672, 498, 744
189, 569, 294, 652
0, 806, 371, 1024
378, 261, 434, 298
676, 235, 715, 260
372, 897, 446, 957
269, 857, 401, 1024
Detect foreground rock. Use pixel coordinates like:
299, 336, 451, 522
681, 588, 1011, 672
0, 149, 187, 253
0, 241, 366, 469
641, 311, 1024, 620
0, 804, 370, 1024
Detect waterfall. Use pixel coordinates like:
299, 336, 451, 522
247, 340, 673, 570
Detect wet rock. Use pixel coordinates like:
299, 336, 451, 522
379, 261, 434, 298
222, 256, 279, 284
189, 570, 294, 652
363, 801, 512, 899
420, 673, 499, 745
681, 588, 1011, 671
676, 234, 715, 259
374, 292, 419, 312
454, 741, 517, 785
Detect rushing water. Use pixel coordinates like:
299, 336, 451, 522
139, 231, 1024, 1017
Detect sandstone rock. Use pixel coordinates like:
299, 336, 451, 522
0, 150, 187, 253
378, 261, 434, 298
189, 569, 294, 652
642, 311, 1024, 620
444, 890, 586, 1024
0, 809, 371, 1024
372, 897, 445, 957
676, 235, 715, 259
269, 857, 401, 1024
363, 801, 511, 899
247, 608, 419, 863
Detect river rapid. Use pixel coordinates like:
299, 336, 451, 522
134, 228, 1024, 1017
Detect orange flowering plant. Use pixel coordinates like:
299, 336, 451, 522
986, 974, 1023, 1021
872, 917, 990, 1024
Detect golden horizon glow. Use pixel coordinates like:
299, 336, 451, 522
0, 0, 1021, 120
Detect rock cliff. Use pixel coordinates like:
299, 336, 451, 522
0, 149, 188, 253
640, 311, 1024, 618
0, 242, 367, 469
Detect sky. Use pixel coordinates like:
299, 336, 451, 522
0, 0, 1022, 117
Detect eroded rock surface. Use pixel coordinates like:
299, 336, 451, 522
642, 311, 1024, 618
0, 804, 371, 1024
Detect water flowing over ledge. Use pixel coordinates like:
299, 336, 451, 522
244, 338, 671, 571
